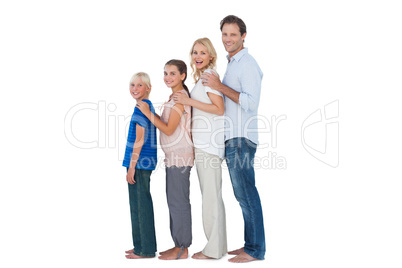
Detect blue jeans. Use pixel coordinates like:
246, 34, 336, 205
225, 138, 266, 260
127, 168, 157, 257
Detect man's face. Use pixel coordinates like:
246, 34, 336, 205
221, 23, 246, 58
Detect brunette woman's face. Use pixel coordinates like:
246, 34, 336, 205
164, 65, 185, 89
192, 43, 212, 70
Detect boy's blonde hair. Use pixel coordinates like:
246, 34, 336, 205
130, 72, 152, 93
189, 37, 217, 83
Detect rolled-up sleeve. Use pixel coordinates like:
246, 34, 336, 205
238, 61, 263, 112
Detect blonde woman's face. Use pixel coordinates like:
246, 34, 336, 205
192, 43, 212, 70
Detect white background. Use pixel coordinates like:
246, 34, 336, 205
1, 0, 401, 267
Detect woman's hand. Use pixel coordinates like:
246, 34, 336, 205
136, 101, 150, 116
126, 167, 136, 184
173, 92, 191, 105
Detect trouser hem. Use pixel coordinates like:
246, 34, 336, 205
202, 249, 226, 259
244, 248, 265, 260
133, 250, 156, 258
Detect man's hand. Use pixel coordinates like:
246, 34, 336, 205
202, 72, 240, 104
200, 72, 221, 91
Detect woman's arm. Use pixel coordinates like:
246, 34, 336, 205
173, 91, 224, 116
136, 101, 184, 136
126, 125, 145, 184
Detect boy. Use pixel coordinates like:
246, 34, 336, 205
122, 72, 157, 259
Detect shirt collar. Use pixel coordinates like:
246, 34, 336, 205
226, 47, 248, 62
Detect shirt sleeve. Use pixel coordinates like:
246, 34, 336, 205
132, 107, 148, 128
238, 60, 262, 112
204, 69, 223, 97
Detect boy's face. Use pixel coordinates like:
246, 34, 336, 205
129, 78, 150, 101
221, 23, 246, 58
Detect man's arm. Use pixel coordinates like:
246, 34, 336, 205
201, 63, 261, 112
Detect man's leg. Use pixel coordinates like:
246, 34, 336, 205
225, 138, 265, 261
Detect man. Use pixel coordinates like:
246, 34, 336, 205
201, 15, 265, 263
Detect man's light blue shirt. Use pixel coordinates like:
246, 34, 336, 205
222, 48, 263, 145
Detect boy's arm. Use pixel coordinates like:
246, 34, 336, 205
126, 125, 145, 184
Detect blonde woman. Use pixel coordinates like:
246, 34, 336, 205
173, 38, 227, 259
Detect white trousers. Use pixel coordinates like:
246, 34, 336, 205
195, 148, 227, 258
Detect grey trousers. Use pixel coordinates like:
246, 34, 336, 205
166, 166, 192, 248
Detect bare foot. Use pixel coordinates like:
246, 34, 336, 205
125, 249, 134, 254
228, 251, 258, 263
228, 247, 244, 255
125, 253, 153, 259
192, 251, 214, 259
158, 247, 188, 260
159, 247, 175, 255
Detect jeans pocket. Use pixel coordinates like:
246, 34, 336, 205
225, 140, 239, 158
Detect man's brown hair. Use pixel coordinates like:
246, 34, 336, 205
220, 15, 247, 36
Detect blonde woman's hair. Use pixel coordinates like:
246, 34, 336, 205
189, 38, 217, 83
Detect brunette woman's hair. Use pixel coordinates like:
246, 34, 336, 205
165, 59, 190, 96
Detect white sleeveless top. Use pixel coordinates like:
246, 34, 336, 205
190, 69, 225, 159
